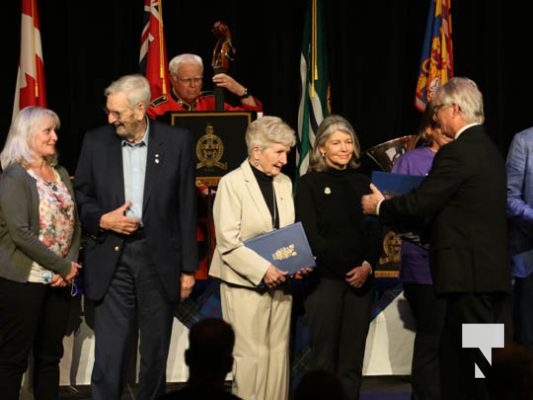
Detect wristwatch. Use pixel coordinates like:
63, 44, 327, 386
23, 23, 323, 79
238, 87, 250, 100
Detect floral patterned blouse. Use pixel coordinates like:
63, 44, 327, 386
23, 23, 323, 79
26, 168, 76, 283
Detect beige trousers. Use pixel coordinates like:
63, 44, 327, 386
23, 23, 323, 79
220, 282, 292, 400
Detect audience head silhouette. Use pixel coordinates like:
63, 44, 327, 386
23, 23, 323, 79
157, 318, 242, 399
185, 317, 235, 385
294, 369, 349, 400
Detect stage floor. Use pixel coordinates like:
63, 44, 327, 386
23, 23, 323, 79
57, 376, 412, 399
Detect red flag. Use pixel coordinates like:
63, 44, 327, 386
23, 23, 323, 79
414, 0, 453, 112
13, 0, 47, 120
139, 0, 170, 103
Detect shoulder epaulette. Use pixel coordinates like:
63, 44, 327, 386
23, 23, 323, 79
151, 96, 168, 107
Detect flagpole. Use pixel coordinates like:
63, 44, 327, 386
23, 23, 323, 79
30, 0, 40, 99
311, 0, 316, 97
157, 0, 167, 96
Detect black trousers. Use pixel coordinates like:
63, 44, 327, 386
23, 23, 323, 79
0, 277, 70, 400
304, 278, 373, 400
90, 236, 175, 400
403, 283, 446, 400
514, 273, 533, 351
439, 292, 507, 400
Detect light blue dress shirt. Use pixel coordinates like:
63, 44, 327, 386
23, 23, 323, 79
122, 125, 149, 222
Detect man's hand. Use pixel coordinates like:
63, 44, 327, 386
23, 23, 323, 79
212, 73, 259, 108
180, 273, 195, 300
361, 184, 384, 215
99, 201, 141, 235
212, 73, 242, 95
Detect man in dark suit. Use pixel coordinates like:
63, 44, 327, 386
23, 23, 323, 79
74, 74, 198, 400
361, 77, 512, 399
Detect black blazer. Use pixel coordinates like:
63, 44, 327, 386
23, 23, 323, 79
380, 125, 512, 295
74, 119, 198, 302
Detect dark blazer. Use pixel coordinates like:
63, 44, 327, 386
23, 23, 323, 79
380, 125, 512, 295
74, 119, 198, 302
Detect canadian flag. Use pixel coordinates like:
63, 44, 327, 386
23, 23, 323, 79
139, 0, 170, 103
13, 0, 47, 120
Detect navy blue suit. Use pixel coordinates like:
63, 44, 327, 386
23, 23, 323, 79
74, 119, 198, 399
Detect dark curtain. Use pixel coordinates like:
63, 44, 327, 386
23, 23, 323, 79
1, 0, 529, 175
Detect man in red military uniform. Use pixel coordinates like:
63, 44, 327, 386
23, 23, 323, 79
149, 53, 263, 279
148, 53, 262, 116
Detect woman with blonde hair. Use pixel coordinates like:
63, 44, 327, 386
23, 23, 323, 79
0, 106, 81, 400
295, 114, 381, 400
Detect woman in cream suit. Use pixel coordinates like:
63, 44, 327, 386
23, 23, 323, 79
209, 116, 296, 400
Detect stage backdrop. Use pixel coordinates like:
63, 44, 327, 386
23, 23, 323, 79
1, 0, 527, 178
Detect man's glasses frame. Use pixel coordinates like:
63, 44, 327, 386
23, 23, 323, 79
176, 76, 203, 85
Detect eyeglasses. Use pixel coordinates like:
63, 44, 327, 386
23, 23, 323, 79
103, 107, 132, 120
103, 108, 124, 119
176, 76, 203, 85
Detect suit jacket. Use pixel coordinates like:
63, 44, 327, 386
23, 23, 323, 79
74, 119, 198, 302
0, 163, 81, 282
380, 125, 512, 295
506, 127, 533, 278
209, 160, 295, 288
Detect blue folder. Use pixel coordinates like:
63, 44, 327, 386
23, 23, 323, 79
244, 221, 316, 275
371, 170, 425, 197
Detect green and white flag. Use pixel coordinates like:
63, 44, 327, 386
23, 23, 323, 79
297, 0, 329, 177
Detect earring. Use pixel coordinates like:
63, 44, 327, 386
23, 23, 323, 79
320, 152, 326, 158
254, 160, 260, 167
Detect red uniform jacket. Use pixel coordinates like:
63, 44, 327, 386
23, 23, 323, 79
147, 92, 263, 118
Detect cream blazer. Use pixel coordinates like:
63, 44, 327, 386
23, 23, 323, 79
209, 159, 295, 288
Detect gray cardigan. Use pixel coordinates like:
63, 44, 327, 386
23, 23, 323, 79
0, 163, 81, 282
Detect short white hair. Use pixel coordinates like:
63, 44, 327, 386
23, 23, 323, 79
169, 53, 204, 77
